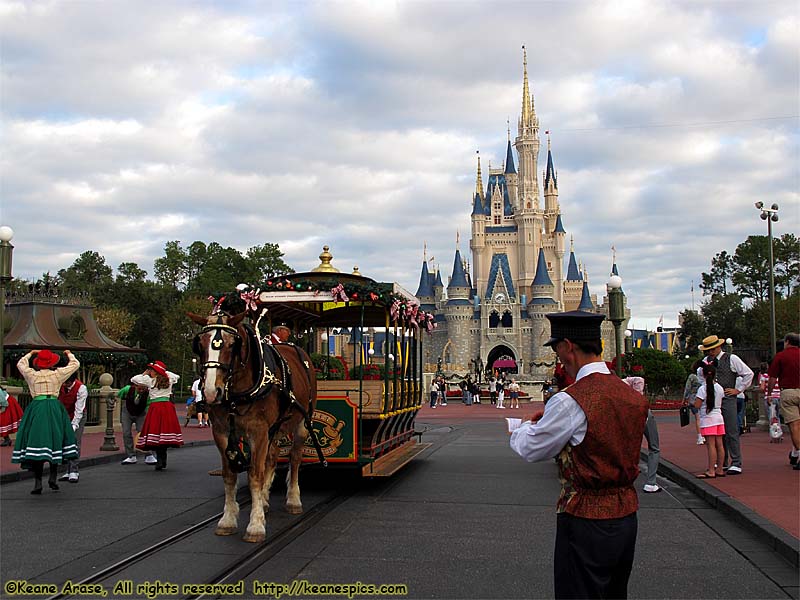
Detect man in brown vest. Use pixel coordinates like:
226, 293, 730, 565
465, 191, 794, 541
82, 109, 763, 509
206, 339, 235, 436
58, 371, 88, 483
510, 311, 649, 599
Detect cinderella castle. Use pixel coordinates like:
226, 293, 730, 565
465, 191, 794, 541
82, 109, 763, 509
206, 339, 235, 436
417, 49, 628, 380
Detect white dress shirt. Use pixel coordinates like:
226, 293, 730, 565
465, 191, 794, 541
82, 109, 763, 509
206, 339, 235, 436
697, 351, 754, 395
510, 361, 611, 462
67, 381, 88, 430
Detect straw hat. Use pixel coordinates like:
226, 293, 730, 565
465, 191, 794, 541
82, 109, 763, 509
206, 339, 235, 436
698, 335, 725, 351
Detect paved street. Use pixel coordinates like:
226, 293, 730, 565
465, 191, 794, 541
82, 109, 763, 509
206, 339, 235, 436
1, 406, 797, 599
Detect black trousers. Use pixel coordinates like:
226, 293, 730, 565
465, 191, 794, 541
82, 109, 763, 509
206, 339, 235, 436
554, 512, 638, 599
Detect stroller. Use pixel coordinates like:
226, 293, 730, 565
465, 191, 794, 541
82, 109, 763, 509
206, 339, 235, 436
768, 402, 783, 443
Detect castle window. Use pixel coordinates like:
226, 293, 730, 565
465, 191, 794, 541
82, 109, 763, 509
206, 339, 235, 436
501, 311, 513, 327
494, 216, 501, 224
489, 311, 500, 328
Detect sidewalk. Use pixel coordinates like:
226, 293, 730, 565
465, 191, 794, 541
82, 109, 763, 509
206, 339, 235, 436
419, 401, 799, 566
0, 404, 215, 483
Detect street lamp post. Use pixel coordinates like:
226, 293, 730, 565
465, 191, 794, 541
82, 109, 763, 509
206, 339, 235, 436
0, 225, 14, 386
755, 201, 779, 358
607, 275, 626, 377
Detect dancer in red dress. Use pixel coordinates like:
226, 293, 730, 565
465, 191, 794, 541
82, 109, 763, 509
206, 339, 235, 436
0, 388, 24, 446
132, 360, 183, 470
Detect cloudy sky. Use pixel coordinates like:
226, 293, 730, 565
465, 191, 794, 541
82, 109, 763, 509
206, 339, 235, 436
1, 0, 798, 330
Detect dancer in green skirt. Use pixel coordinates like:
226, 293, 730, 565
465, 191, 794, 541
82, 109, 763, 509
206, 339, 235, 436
13, 349, 80, 494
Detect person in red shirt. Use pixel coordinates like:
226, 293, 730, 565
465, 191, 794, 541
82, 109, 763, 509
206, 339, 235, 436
768, 332, 800, 469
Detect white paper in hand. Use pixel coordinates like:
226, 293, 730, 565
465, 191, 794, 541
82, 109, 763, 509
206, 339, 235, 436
506, 417, 522, 433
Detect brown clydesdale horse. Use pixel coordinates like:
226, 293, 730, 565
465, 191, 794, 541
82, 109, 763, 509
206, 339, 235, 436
188, 310, 317, 543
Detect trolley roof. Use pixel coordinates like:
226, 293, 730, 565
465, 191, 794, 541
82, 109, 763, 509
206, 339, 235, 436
242, 271, 421, 329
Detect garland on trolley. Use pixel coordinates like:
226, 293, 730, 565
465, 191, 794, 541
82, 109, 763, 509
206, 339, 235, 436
207, 279, 438, 333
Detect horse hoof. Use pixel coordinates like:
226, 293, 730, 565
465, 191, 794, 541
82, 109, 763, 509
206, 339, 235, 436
214, 526, 238, 536
242, 531, 266, 543
286, 504, 303, 515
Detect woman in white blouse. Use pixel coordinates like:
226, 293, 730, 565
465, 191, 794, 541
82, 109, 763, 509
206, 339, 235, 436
132, 360, 183, 470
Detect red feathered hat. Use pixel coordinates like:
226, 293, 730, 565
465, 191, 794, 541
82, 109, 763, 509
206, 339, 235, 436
147, 360, 168, 378
33, 349, 61, 370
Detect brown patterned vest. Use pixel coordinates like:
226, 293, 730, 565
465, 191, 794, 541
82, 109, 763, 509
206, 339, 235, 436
556, 372, 649, 519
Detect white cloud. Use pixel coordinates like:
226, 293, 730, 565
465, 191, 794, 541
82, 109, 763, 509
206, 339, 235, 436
0, 0, 797, 327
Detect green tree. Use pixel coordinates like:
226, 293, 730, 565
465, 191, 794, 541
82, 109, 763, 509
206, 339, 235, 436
190, 243, 250, 293
743, 293, 800, 350
153, 241, 187, 289
700, 251, 732, 296
159, 295, 214, 391
627, 348, 686, 394
245, 243, 294, 282
94, 306, 136, 343
775, 233, 799, 296
116, 262, 147, 284
701, 293, 746, 343
677, 309, 704, 353
731, 235, 770, 302
58, 251, 114, 297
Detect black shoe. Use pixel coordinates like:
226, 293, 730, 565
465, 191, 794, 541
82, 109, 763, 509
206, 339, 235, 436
0, 437, 12, 447
31, 483, 42, 495
790, 452, 799, 466
48, 481, 59, 491
793, 462, 800, 471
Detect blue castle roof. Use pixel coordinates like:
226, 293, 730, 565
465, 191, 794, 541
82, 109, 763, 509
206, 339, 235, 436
415, 260, 434, 298
486, 173, 513, 216
504, 140, 516, 174
532, 249, 553, 286
471, 191, 484, 216
578, 281, 594, 310
554, 214, 566, 233
484, 253, 516, 300
448, 248, 469, 288
566, 251, 582, 281
545, 147, 557, 189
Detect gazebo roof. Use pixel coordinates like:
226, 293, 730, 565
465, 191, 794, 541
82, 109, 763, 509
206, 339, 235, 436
3, 300, 142, 353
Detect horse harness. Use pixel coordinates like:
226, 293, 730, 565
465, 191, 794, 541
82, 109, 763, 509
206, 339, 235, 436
194, 317, 327, 470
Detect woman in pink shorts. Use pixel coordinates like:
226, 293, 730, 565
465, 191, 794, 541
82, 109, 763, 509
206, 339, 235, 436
694, 362, 726, 478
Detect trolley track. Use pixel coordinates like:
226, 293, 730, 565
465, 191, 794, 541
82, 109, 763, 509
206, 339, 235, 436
45, 481, 350, 600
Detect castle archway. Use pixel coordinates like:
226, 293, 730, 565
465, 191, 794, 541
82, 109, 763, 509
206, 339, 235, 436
487, 344, 517, 375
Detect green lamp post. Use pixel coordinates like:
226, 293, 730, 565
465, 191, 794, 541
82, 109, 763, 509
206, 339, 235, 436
0, 225, 14, 386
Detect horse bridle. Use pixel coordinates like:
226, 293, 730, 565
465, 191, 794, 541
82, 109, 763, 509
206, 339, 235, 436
194, 323, 242, 399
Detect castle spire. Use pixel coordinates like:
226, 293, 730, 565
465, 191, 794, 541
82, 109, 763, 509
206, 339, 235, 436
545, 133, 556, 188
521, 45, 533, 128
475, 151, 484, 199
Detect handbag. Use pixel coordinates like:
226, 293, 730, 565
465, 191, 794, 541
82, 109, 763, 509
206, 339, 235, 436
679, 405, 690, 427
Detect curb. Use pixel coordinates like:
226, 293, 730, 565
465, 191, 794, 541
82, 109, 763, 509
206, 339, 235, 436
647, 451, 799, 567
0, 440, 216, 485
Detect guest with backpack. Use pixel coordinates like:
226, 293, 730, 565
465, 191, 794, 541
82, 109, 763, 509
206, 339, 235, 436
117, 383, 157, 465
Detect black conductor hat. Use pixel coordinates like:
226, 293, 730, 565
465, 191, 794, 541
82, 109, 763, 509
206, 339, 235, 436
543, 310, 605, 347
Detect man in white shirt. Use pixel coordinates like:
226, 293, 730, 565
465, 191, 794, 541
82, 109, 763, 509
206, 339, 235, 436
697, 335, 753, 474
510, 310, 648, 599
58, 372, 88, 483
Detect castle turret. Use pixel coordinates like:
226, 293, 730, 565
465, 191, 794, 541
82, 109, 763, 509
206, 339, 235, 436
471, 153, 488, 289
563, 236, 584, 311
445, 247, 474, 367
577, 280, 594, 311
543, 134, 559, 232
515, 46, 541, 211
529, 248, 557, 310
415, 257, 435, 310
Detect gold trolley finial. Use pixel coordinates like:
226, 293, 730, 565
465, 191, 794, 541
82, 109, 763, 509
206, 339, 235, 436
312, 245, 340, 273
